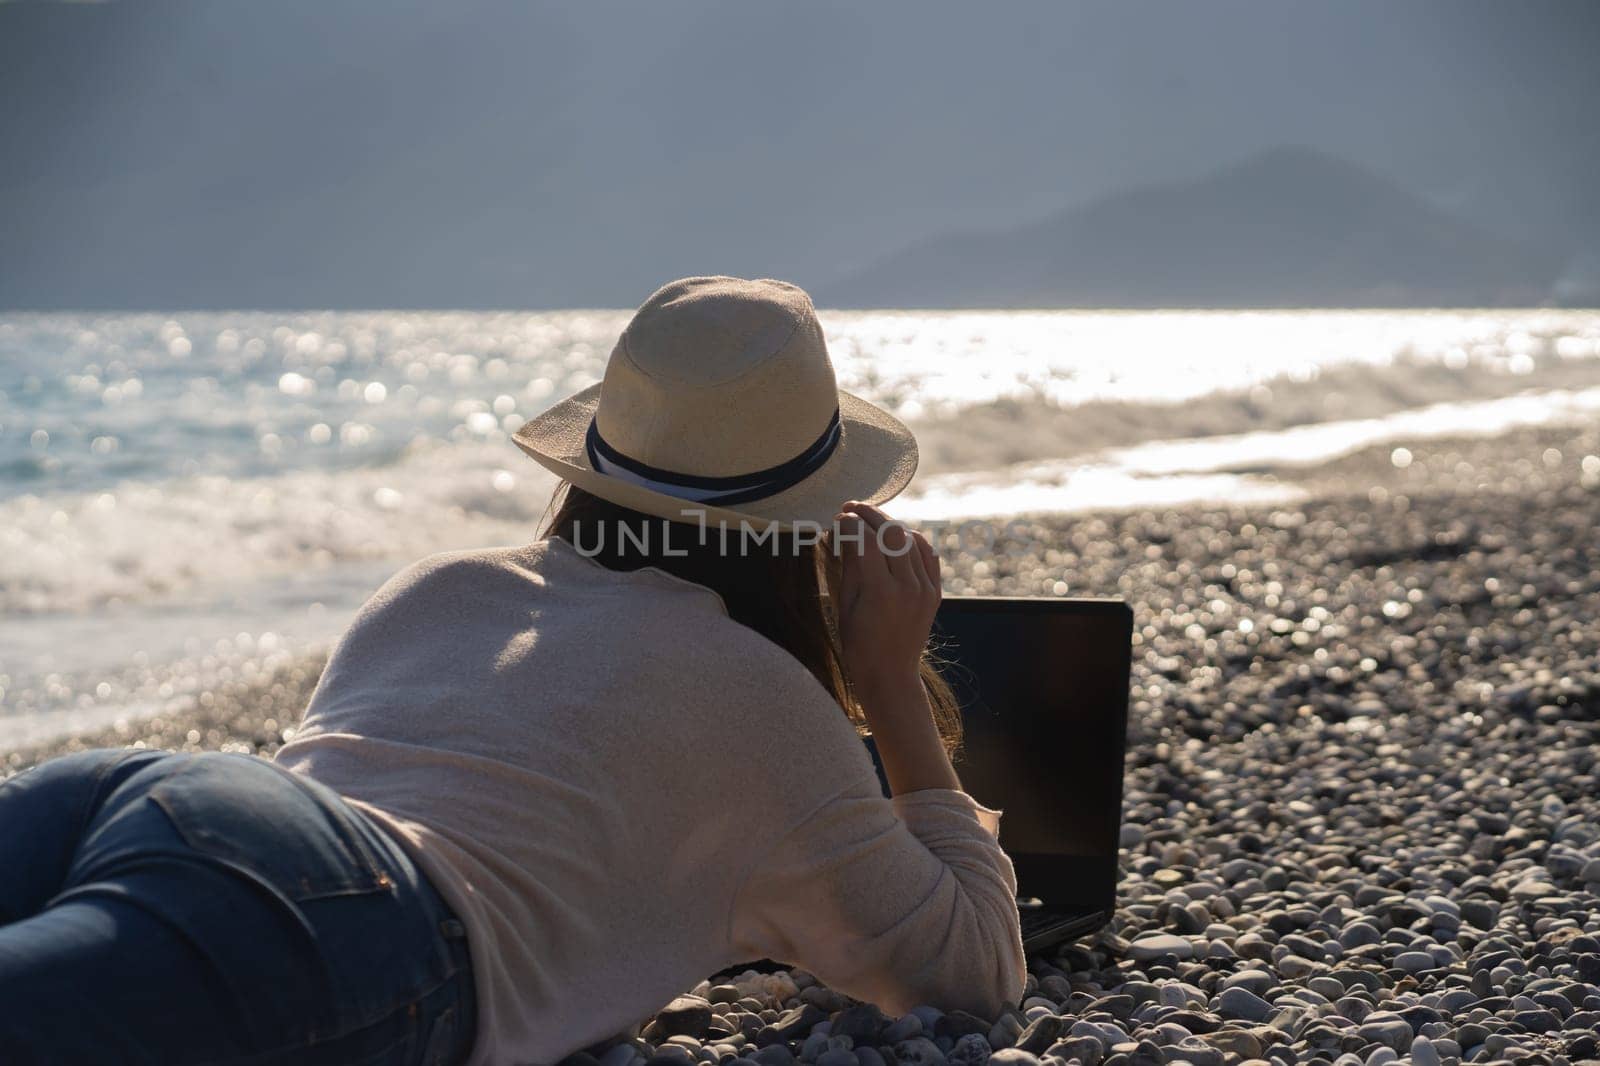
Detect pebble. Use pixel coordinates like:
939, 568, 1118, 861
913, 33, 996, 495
1474, 812, 1511, 834
1355, 1015, 1413, 1054
1511, 1007, 1560, 1031
830, 1006, 885, 1044
1409, 1037, 1440, 1066
883, 1015, 924, 1044
947, 1034, 990, 1066
1216, 986, 1273, 1022
1056, 1036, 1105, 1064
1221, 969, 1276, 995
760, 1006, 825, 1046
1013, 1015, 1066, 1055
1275, 954, 1319, 978
1127, 935, 1195, 961
653, 996, 713, 1039
1394, 951, 1437, 974
893, 1038, 946, 1066
987, 1051, 1040, 1066
1510, 879, 1559, 900
1204, 1029, 1262, 1059
988, 1014, 1023, 1049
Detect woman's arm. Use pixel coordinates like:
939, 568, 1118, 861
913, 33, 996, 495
834, 501, 960, 797
728, 771, 1026, 1018
723, 502, 1024, 1016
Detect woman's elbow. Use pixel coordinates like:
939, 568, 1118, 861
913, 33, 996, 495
898, 960, 1022, 1020
970, 889, 1028, 1015
958, 935, 1027, 1018
892, 908, 1026, 1019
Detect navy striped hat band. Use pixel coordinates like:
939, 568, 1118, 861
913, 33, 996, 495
584, 408, 843, 507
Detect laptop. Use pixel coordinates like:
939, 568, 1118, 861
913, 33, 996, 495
865, 595, 1134, 953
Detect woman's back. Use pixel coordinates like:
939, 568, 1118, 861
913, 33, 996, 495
277, 539, 847, 1055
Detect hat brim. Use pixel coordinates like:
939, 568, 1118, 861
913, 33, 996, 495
512, 384, 918, 531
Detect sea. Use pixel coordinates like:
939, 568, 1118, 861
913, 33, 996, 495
4, 308, 1600, 749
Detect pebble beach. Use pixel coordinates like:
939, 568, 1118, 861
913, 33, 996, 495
11, 421, 1600, 1066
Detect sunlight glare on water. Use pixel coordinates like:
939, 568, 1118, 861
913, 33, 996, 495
2, 307, 1599, 747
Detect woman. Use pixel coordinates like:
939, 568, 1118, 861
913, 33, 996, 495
0, 277, 1026, 1064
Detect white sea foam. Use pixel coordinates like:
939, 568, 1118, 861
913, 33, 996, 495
898, 384, 1600, 521
0, 438, 560, 616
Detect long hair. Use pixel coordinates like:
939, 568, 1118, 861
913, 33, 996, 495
541, 483, 963, 754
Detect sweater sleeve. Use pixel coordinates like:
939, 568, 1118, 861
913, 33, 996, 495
727, 774, 1027, 1019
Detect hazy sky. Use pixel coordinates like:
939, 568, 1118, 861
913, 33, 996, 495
2, 1, 1596, 308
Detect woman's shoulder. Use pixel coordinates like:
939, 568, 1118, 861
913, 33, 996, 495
357, 546, 538, 613
365, 540, 622, 608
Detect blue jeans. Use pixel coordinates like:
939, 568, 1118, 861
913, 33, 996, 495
0, 749, 476, 1065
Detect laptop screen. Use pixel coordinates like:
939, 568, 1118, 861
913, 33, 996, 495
919, 597, 1132, 909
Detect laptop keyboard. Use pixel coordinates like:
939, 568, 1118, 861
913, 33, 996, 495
1018, 908, 1078, 941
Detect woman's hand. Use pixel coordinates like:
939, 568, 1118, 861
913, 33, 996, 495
832, 501, 941, 702
831, 501, 960, 796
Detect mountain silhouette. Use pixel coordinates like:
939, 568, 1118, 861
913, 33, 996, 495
4, 4, 1596, 310
817, 147, 1561, 308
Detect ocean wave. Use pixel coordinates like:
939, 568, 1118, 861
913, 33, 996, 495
4, 309, 1599, 617
6, 368, 1599, 618
899, 384, 1600, 521
0, 438, 563, 615
909, 345, 1600, 472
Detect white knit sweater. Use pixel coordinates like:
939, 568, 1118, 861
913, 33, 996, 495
276, 537, 1025, 1064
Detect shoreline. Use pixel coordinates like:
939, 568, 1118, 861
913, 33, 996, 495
9, 418, 1597, 771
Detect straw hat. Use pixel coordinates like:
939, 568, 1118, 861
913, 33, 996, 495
513, 276, 917, 531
